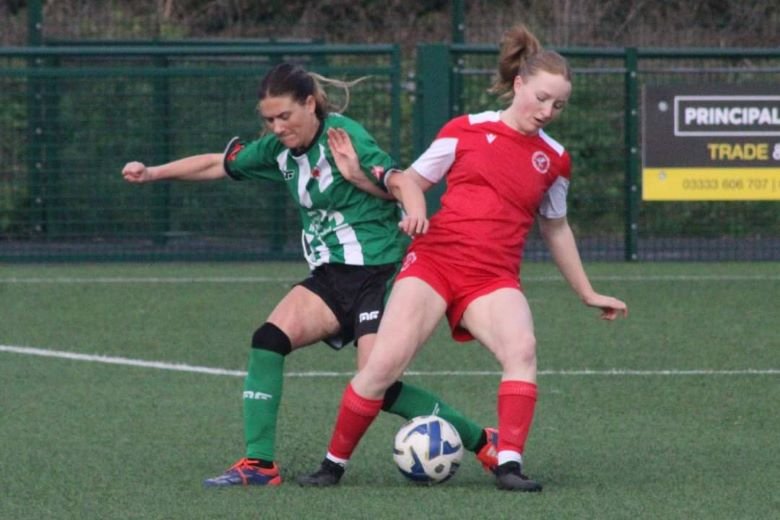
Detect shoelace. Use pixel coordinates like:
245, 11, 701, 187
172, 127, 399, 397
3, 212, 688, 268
229, 458, 256, 471
228, 458, 277, 485
230, 458, 256, 485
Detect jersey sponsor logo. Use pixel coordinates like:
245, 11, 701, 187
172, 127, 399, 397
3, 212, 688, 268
359, 310, 380, 322
243, 391, 273, 401
400, 251, 417, 272
532, 150, 550, 174
226, 141, 244, 163
486, 133, 497, 144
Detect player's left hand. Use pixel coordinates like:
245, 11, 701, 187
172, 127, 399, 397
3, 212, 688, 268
584, 293, 628, 321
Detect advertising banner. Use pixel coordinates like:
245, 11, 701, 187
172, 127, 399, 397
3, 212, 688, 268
642, 86, 780, 200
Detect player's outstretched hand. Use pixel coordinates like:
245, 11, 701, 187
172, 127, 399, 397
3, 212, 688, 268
583, 293, 628, 321
122, 161, 152, 183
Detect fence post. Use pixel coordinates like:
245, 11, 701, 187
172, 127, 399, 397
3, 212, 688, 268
151, 55, 171, 245
390, 44, 402, 162
44, 56, 62, 237
624, 47, 640, 261
26, 0, 46, 238
414, 44, 451, 214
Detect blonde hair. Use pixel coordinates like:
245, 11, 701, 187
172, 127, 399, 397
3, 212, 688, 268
489, 25, 572, 100
257, 63, 367, 119
310, 72, 369, 116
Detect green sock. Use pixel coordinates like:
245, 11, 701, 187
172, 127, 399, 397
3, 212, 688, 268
385, 381, 484, 452
242, 349, 285, 461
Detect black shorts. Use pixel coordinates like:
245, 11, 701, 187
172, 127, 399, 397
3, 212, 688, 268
298, 263, 399, 350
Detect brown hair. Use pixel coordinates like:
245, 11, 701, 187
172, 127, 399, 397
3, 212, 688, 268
256, 62, 366, 120
489, 25, 572, 100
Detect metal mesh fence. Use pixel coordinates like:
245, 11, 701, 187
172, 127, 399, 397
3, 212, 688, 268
0, 46, 401, 261
449, 48, 780, 261
2, 41, 779, 262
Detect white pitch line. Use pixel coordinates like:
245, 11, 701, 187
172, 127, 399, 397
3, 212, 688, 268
0, 345, 246, 377
1, 345, 778, 377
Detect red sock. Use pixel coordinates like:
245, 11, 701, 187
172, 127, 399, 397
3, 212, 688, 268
327, 383, 384, 460
497, 380, 538, 454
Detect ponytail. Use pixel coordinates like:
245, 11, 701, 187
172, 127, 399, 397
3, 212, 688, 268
489, 25, 571, 100
257, 63, 367, 120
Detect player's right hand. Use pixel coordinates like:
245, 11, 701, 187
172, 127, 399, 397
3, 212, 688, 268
122, 161, 152, 183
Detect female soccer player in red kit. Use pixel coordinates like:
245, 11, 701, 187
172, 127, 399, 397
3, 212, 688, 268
298, 24, 628, 491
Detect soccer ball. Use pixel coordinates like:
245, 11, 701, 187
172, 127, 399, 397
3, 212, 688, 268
392, 415, 463, 484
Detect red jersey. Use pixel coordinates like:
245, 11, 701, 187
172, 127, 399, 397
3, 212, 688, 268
409, 111, 572, 277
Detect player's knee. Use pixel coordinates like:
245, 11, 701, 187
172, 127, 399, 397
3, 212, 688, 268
251, 322, 292, 356
495, 333, 536, 369
514, 333, 537, 361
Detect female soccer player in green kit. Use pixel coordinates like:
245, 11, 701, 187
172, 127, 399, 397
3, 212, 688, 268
122, 62, 498, 487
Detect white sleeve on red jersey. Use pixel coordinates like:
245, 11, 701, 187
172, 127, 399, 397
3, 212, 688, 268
539, 176, 570, 218
410, 137, 458, 183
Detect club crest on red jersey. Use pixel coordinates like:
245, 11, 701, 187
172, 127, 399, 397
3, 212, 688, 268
532, 151, 550, 174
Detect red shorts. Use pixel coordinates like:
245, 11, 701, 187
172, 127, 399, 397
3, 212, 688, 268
396, 250, 521, 342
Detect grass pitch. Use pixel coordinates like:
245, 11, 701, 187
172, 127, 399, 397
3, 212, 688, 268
1, 261, 778, 519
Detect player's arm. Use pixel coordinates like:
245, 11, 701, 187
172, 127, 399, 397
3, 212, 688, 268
122, 153, 227, 183
381, 131, 456, 236
386, 168, 431, 236
538, 215, 628, 320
